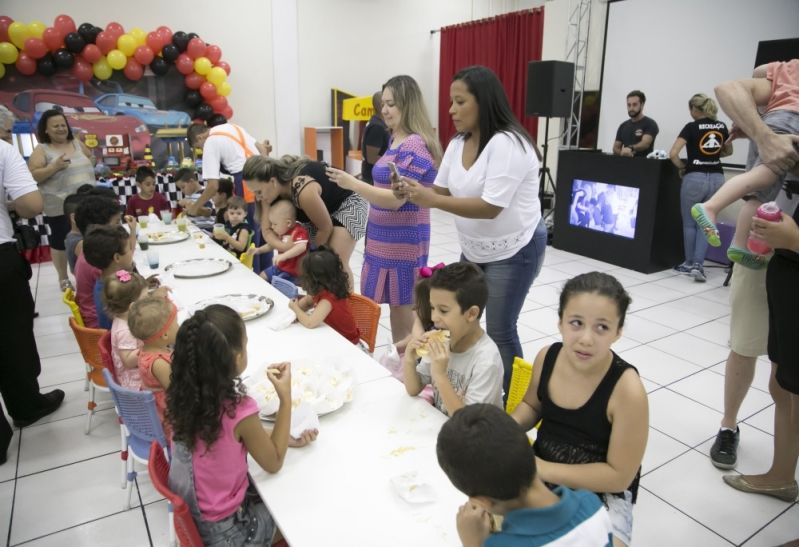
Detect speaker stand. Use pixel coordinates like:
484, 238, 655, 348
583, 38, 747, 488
539, 116, 556, 220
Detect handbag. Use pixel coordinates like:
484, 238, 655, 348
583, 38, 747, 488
14, 221, 40, 252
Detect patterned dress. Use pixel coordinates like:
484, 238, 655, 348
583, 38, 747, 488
361, 134, 437, 306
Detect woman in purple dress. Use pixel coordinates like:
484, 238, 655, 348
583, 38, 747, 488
327, 75, 441, 343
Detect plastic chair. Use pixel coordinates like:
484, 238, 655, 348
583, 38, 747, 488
506, 357, 533, 414
68, 317, 112, 433
348, 293, 381, 353
98, 331, 129, 489
149, 441, 203, 547
239, 243, 255, 270
271, 276, 299, 299
102, 369, 169, 510
62, 288, 84, 327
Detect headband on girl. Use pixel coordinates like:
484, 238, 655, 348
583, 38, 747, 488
116, 270, 132, 283
420, 263, 445, 278
143, 302, 178, 344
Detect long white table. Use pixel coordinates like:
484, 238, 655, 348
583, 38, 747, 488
136, 221, 465, 546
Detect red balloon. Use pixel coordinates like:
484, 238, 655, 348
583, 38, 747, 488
82, 43, 102, 63
146, 31, 163, 54
186, 37, 206, 60
157, 26, 173, 44
185, 72, 204, 90
133, 45, 154, 65
16, 53, 37, 76
222, 106, 233, 120
72, 59, 93, 81
0, 16, 13, 43
95, 31, 116, 55
200, 81, 218, 100
53, 14, 76, 36
209, 96, 227, 113
216, 61, 231, 76
24, 38, 48, 60
123, 58, 143, 81
105, 22, 124, 38
42, 27, 64, 51
175, 53, 194, 75
205, 45, 222, 64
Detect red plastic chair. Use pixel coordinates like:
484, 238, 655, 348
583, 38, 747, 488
148, 441, 204, 547
98, 331, 129, 489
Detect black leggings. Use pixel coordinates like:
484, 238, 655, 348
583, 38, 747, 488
44, 214, 70, 251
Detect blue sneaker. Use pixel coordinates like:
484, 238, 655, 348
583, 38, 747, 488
673, 262, 692, 274
691, 263, 706, 282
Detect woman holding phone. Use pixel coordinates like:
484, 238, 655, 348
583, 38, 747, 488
400, 65, 547, 394
28, 109, 96, 291
326, 75, 441, 343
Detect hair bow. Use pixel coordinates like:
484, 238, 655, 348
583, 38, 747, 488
419, 263, 445, 278
116, 270, 132, 283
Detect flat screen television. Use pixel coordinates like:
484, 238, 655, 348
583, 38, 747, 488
568, 179, 640, 239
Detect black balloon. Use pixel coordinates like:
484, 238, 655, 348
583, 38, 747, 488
37, 54, 56, 76
185, 90, 202, 107
172, 31, 189, 52
162, 44, 179, 63
64, 32, 86, 54
196, 103, 213, 120
78, 22, 95, 42
150, 57, 169, 76
187, 32, 199, 41
54, 49, 75, 69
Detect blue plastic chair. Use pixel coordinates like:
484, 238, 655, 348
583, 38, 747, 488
271, 276, 299, 299
102, 369, 169, 510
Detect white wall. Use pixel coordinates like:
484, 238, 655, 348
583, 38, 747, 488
599, 0, 799, 166
3, 0, 277, 143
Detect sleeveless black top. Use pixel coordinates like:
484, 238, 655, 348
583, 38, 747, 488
535, 342, 641, 502
290, 161, 353, 225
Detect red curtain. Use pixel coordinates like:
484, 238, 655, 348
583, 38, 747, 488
438, 8, 545, 147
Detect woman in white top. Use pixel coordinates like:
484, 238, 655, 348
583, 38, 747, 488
402, 65, 548, 395
28, 109, 96, 290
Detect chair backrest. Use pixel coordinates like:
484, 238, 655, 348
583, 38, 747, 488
347, 294, 381, 353
506, 356, 533, 414
148, 441, 205, 547
69, 317, 108, 385
271, 276, 298, 299
239, 244, 254, 270
63, 288, 84, 327
103, 369, 167, 449
98, 330, 117, 382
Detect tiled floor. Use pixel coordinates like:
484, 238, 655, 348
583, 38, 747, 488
2, 208, 797, 546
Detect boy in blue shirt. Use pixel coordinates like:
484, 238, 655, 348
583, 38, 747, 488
437, 404, 613, 547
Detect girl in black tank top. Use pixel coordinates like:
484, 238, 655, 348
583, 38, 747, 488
510, 272, 649, 546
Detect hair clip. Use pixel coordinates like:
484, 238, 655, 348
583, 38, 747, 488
116, 270, 132, 283
419, 262, 445, 278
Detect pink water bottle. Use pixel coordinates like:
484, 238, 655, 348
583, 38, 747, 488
747, 201, 782, 255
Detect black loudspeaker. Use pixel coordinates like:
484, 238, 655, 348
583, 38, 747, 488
526, 60, 574, 118
754, 38, 799, 67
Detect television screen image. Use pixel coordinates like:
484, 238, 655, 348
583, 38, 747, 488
569, 179, 640, 239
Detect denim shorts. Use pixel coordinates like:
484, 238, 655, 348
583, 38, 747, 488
201, 485, 275, 547
603, 490, 634, 546
748, 110, 799, 203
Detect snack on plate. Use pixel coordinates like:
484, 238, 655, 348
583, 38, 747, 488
415, 330, 450, 357
147, 232, 167, 242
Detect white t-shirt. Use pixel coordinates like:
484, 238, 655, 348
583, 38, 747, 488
435, 132, 541, 262
201, 123, 258, 180
416, 332, 504, 416
1, 141, 39, 244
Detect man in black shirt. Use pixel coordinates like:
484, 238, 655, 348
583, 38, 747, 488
360, 91, 390, 184
613, 90, 659, 157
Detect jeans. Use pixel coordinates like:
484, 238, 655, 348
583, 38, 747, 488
680, 171, 725, 265
465, 220, 548, 395
264, 265, 296, 283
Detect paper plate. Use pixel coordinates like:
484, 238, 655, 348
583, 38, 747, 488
192, 294, 274, 321
145, 231, 190, 245
165, 258, 232, 278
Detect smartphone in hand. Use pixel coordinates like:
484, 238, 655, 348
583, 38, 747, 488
388, 161, 400, 181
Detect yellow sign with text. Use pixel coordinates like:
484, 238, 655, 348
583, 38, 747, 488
342, 96, 376, 121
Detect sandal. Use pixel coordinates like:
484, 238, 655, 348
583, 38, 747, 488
691, 204, 721, 247
59, 278, 74, 292
727, 246, 768, 270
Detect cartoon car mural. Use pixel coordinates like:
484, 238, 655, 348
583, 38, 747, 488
94, 93, 191, 130
4, 89, 151, 172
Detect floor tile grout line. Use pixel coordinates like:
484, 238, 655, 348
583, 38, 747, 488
8, 505, 144, 547
14, 449, 120, 480
736, 500, 798, 546
5, 429, 22, 547
12, 407, 116, 434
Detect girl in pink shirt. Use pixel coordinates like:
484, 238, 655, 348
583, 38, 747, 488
102, 270, 149, 389
165, 304, 317, 545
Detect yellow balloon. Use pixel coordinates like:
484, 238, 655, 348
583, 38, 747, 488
8, 22, 30, 49
107, 49, 127, 70
217, 81, 232, 97
28, 21, 46, 39
117, 34, 136, 57
130, 27, 146, 46
0, 63, 5, 80
193, 56, 212, 76
93, 57, 112, 80
0, 42, 19, 65
207, 66, 226, 86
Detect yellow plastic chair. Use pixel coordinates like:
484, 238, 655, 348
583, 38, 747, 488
62, 288, 84, 327
239, 243, 255, 270
506, 357, 533, 414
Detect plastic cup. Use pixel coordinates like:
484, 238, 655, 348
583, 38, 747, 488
176, 217, 188, 233
161, 210, 172, 224
146, 248, 160, 269
137, 232, 149, 251
138, 215, 149, 229
213, 223, 226, 238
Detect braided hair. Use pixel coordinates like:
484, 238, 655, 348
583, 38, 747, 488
166, 304, 247, 452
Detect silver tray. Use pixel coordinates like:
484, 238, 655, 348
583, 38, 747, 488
193, 294, 274, 321
164, 258, 232, 278
144, 231, 190, 245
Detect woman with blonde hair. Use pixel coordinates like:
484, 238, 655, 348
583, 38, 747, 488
668, 93, 732, 281
325, 75, 441, 342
